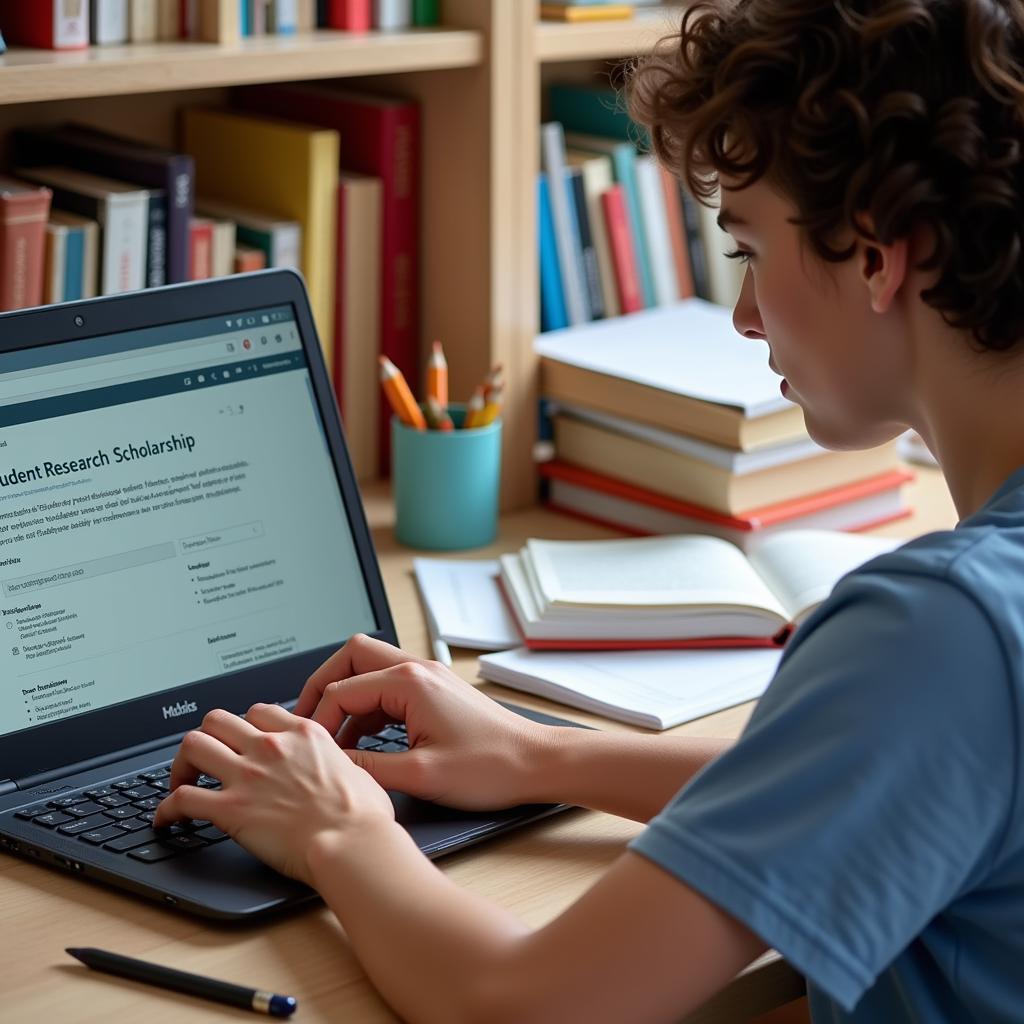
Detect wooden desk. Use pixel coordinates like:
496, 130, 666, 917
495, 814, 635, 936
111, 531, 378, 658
1, 468, 957, 1022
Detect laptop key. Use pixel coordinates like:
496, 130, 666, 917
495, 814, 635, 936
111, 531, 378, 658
162, 833, 207, 851
33, 812, 75, 828
102, 806, 140, 820
64, 801, 105, 818
58, 815, 111, 836
377, 727, 406, 742
139, 768, 170, 781
131, 797, 161, 811
79, 824, 126, 845
356, 737, 383, 750
104, 829, 163, 853
127, 845, 178, 863
48, 796, 88, 809
121, 786, 161, 801
97, 794, 131, 808
84, 787, 117, 799
13, 804, 52, 820
194, 825, 229, 843
115, 817, 151, 833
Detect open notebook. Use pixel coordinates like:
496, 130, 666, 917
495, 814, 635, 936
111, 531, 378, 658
498, 529, 899, 649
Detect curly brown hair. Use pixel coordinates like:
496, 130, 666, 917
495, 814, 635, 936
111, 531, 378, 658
627, 0, 1024, 351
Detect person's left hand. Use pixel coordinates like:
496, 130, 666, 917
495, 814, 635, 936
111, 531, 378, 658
153, 703, 397, 885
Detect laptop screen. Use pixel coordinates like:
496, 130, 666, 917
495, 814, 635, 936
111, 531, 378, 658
0, 303, 378, 741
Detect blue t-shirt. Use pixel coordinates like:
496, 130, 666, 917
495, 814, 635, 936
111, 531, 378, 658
631, 468, 1024, 1022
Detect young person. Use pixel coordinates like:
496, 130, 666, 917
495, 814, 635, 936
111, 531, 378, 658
155, 1, 1024, 1020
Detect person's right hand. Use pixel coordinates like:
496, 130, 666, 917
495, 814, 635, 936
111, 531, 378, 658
294, 634, 559, 811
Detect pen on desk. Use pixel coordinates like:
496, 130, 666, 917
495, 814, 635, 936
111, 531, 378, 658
66, 947, 297, 1018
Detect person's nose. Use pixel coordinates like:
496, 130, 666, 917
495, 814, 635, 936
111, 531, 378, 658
732, 267, 766, 340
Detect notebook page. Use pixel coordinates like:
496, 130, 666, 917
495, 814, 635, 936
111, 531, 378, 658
525, 535, 787, 617
748, 530, 900, 623
478, 647, 783, 730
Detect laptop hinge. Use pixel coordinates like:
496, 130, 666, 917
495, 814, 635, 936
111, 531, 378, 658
0, 779, 16, 796
14, 731, 187, 792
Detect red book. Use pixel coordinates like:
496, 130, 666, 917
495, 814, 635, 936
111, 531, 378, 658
659, 165, 694, 300
0, 177, 52, 311
236, 83, 419, 473
188, 217, 213, 280
327, 0, 370, 31
233, 243, 267, 273
601, 184, 643, 315
539, 459, 914, 552
0, 0, 90, 49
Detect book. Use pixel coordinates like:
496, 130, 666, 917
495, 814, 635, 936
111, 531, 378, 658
659, 164, 694, 299
0, 177, 51, 312
541, 123, 589, 326
539, 4, 634, 21
411, 0, 437, 25
697, 188, 745, 308
17, 166, 148, 296
479, 646, 783, 730
550, 83, 641, 145
49, 209, 98, 301
270, 0, 298, 32
336, 170, 382, 481
634, 153, 679, 307
208, 216, 237, 278
43, 220, 67, 304
129, 0, 159, 41
188, 217, 214, 279
144, 189, 167, 288
552, 411, 901, 514
12, 122, 195, 285
677, 182, 710, 300
236, 83, 420, 474
157, 0, 179, 38
90, 0, 128, 43
569, 167, 604, 319
537, 174, 568, 332
539, 459, 914, 552
563, 130, 654, 307
565, 149, 619, 318
296, 0, 317, 30
537, 299, 807, 450
600, 183, 642, 314
182, 106, 339, 375
234, 243, 267, 272
195, 197, 301, 270
373, 0, 410, 29
327, 0, 370, 29
0, 0, 90, 49
498, 529, 899, 650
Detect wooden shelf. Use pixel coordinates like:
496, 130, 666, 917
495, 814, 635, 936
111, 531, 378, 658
535, 6, 680, 62
0, 28, 483, 105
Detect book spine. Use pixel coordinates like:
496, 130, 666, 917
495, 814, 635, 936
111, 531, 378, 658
316, 0, 328, 26
677, 183, 709, 300
635, 155, 679, 307
63, 222, 85, 301
296, 0, 316, 29
698, 193, 745, 308
80, 220, 99, 298
233, 243, 267, 272
600, 184, 642, 315
660, 164, 694, 300
569, 167, 604, 319
210, 221, 236, 277
537, 174, 568, 332
608, 145, 655, 308
373, 0, 410, 29
272, 0, 298, 32
91, 0, 128, 43
130, 0, 160, 40
44, 225, 66, 305
549, 84, 639, 145
572, 153, 619, 318
145, 191, 168, 288
411, 0, 437, 25
104, 194, 148, 294
541, 123, 589, 326
157, 0, 179, 38
0, 189, 51, 311
0, 0, 90, 49
328, 0, 370, 29
188, 218, 213, 279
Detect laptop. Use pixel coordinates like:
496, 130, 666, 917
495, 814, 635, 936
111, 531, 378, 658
0, 270, 576, 919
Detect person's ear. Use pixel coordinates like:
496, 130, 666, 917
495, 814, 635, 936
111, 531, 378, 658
859, 234, 909, 314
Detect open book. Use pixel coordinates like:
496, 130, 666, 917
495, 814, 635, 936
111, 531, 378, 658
498, 530, 899, 649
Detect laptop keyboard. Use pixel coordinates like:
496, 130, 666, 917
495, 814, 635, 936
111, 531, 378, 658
11, 723, 409, 864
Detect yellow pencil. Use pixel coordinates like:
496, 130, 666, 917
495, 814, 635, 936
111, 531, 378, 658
379, 355, 426, 430
427, 340, 448, 409
477, 383, 503, 426
462, 385, 486, 429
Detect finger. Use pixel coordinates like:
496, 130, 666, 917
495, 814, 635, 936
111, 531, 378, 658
168, 729, 240, 792
199, 707, 261, 752
154, 784, 224, 829
336, 709, 392, 749
345, 747, 426, 797
243, 702, 298, 733
310, 662, 427, 737
294, 634, 419, 717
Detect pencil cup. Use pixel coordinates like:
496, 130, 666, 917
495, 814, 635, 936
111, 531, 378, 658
392, 404, 501, 550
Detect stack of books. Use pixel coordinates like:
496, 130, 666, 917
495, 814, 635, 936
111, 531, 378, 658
536, 299, 914, 549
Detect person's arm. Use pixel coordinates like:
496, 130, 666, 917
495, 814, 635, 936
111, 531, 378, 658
154, 702, 765, 1024
295, 634, 730, 823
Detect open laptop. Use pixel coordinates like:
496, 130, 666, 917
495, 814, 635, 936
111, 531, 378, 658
0, 270, 575, 919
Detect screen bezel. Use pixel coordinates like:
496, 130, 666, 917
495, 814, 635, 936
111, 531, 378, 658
0, 270, 398, 784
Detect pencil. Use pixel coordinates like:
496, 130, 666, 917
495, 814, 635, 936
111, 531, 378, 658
462, 385, 486, 429
379, 355, 426, 431
477, 383, 503, 427
424, 394, 454, 431
427, 340, 448, 409
483, 362, 504, 402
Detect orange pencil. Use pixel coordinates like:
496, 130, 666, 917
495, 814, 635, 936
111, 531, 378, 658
379, 355, 426, 430
425, 395, 454, 431
462, 385, 486, 429
477, 383, 503, 427
427, 340, 448, 408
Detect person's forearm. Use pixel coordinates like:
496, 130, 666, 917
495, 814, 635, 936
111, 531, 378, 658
308, 822, 528, 1024
524, 728, 731, 822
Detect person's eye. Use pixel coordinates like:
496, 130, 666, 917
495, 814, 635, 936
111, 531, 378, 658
723, 248, 754, 264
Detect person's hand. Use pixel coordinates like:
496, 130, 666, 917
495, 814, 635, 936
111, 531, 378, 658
294, 634, 557, 811
153, 703, 397, 885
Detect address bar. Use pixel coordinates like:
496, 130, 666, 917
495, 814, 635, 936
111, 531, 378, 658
0, 338, 238, 405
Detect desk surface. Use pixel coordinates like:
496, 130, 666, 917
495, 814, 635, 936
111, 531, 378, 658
2, 468, 957, 1022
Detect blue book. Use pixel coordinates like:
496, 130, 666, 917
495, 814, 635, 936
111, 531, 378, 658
538, 174, 568, 333
63, 224, 84, 302
240, 0, 250, 35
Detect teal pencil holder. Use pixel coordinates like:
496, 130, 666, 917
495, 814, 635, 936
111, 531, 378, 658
392, 404, 502, 550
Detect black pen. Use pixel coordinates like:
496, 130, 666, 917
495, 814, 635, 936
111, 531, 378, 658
66, 947, 297, 1017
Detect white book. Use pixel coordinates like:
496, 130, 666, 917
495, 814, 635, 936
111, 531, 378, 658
91, 0, 129, 44
565, 149, 619, 318
635, 154, 679, 307
373, 0, 411, 29
536, 298, 794, 419
209, 218, 237, 278
541, 122, 589, 326
129, 0, 159, 41
271, 0, 298, 33
54, 0, 90, 47
479, 646, 783, 730
44, 223, 68, 304
499, 530, 898, 645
